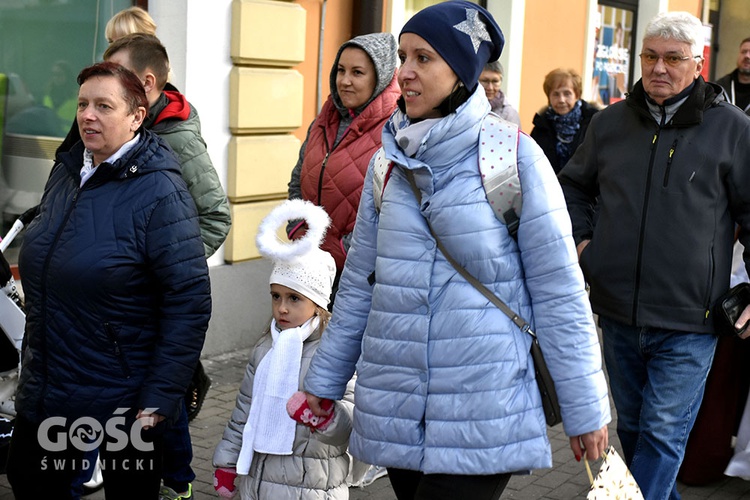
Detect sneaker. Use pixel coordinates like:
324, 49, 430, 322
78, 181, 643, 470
159, 483, 193, 500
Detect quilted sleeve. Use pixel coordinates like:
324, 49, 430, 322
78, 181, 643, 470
174, 133, 232, 258
137, 182, 211, 421
557, 113, 602, 245
314, 374, 356, 447
515, 133, 611, 437
303, 158, 381, 399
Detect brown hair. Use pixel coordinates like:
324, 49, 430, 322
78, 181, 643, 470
542, 68, 582, 100
77, 62, 149, 116
104, 33, 170, 92
105, 6, 157, 43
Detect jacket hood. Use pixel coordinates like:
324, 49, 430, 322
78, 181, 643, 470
330, 32, 399, 116
146, 90, 192, 129
60, 128, 181, 184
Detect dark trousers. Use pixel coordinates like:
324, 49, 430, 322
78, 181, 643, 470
7, 414, 164, 500
161, 404, 195, 492
387, 467, 510, 500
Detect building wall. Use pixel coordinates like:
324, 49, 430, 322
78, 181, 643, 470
518, 0, 589, 132
151, 0, 233, 268
669, 0, 702, 16
295, 0, 356, 142
221, 0, 356, 263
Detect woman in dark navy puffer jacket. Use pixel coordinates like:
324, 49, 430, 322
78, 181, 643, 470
7, 62, 211, 499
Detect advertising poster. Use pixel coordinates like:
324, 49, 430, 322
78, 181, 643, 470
591, 5, 634, 106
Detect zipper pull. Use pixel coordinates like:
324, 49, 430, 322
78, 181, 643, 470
668, 140, 677, 165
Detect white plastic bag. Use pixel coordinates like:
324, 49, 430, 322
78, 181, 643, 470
585, 446, 644, 499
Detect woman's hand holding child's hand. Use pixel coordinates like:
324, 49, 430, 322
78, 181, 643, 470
286, 391, 334, 431
214, 467, 238, 498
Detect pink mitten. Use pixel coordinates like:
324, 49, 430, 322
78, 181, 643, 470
214, 467, 238, 498
286, 391, 335, 431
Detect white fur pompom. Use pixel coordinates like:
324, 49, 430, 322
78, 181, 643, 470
256, 199, 331, 263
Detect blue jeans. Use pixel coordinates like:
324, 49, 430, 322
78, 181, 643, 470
599, 316, 717, 500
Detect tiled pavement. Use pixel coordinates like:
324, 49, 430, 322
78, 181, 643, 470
0, 348, 747, 498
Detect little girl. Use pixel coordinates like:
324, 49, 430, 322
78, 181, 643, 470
213, 199, 354, 499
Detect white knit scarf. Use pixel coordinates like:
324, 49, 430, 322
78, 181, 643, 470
236, 315, 319, 475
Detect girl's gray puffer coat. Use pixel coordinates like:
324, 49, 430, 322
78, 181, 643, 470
213, 332, 355, 500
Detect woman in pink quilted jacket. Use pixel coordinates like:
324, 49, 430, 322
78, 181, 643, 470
287, 32, 400, 296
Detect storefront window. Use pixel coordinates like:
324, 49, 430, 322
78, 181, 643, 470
0, 0, 132, 261
592, 5, 635, 106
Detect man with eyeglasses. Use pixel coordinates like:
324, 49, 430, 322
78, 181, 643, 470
716, 37, 750, 114
559, 11, 750, 500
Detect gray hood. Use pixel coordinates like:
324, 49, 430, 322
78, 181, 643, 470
330, 32, 398, 116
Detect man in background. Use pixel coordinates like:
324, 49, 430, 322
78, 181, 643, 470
716, 37, 750, 114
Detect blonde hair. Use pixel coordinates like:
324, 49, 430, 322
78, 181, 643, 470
105, 7, 157, 43
315, 307, 332, 333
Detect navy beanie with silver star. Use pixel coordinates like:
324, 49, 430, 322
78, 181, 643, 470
400, 1, 504, 91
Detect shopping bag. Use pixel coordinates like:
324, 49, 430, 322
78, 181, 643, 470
585, 445, 644, 499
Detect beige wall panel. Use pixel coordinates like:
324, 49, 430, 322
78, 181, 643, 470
231, 0, 306, 66
230, 67, 303, 133
225, 199, 287, 262
227, 134, 301, 202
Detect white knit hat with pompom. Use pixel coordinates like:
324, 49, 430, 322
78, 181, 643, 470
255, 199, 336, 309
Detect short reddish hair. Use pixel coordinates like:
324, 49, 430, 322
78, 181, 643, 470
542, 68, 582, 100
77, 61, 149, 116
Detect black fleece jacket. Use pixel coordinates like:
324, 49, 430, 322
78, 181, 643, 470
559, 77, 750, 333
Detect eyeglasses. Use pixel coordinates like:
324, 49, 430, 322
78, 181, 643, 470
639, 53, 702, 67
479, 79, 502, 88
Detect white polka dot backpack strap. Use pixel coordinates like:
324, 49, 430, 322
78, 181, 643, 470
478, 113, 521, 239
372, 147, 392, 215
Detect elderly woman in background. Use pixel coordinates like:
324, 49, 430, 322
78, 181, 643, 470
479, 60, 521, 127
6, 62, 211, 499
530, 68, 600, 173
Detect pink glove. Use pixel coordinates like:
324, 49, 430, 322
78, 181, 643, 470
214, 467, 238, 498
286, 391, 335, 431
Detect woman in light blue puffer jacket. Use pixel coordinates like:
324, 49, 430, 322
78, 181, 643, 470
301, 3, 611, 499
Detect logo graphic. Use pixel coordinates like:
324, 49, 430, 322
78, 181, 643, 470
37, 408, 156, 453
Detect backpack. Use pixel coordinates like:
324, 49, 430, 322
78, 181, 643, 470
373, 113, 523, 238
